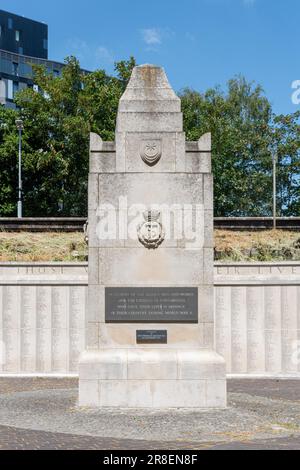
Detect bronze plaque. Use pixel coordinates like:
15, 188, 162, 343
136, 330, 167, 344
105, 287, 198, 323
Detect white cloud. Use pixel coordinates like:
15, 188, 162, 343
96, 46, 114, 63
141, 28, 162, 46
185, 32, 196, 42
140, 27, 175, 51
67, 38, 89, 61
65, 39, 114, 69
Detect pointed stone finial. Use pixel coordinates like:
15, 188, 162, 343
90, 132, 103, 152
198, 133, 211, 152
118, 64, 180, 114
116, 65, 182, 135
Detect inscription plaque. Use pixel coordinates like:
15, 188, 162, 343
137, 330, 167, 344
105, 287, 198, 323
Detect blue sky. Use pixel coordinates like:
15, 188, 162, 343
2, 0, 300, 115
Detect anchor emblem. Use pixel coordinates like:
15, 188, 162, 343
137, 211, 165, 249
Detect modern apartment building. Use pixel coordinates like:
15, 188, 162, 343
0, 10, 67, 108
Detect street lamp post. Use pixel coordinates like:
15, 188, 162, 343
15, 119, 24, 218
272, 151, 278, 230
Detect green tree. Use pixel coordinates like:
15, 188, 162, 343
1, 57, 299, 218
13, 57, 89, 216
0, 106, 18, 216
11, 56, 136, 216
80, 56, 136, 140
273, 111, 300, 216
180, 76, 274, 216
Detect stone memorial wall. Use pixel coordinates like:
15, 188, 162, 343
0, 263, 87, 374
0, 262, 299, 377
215, 263, 300, 376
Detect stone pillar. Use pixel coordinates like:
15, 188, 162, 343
79, 64, 226, 408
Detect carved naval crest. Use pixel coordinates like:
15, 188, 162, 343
140, 140, 162, 166
137, 211, 165, 249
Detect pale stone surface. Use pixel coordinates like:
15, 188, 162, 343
198, 133, 212, 152
206, 380, 227, 408
87, 285, 105, 323
185, 152, 211, 174
204, 210, 214, 248
247, 287, 265, 373
90, 132, 103, 152
98, 324, 204, 349
88, 248, 99, 285
79, 64, 225, 408
203, 323, 215, 349
203, 174, 214, 211
264, 286, 282, 373
98, 248, 204, 286
215, 286, 232, 372
125, 133, 177, 173
97, 173, 204, 206
117, 65, 180, 111
198, 285, 214, 323
175, 133, 186, 172
230, 287, 247, 374
88, 174, 98, 212
117, 112, 183, 133
100, 381, 153, 408
127, 350, 178, 380
79, 350, 128, 380
89, 206, 210, 250
0, 263, 300, 376
78, 349, 226, 408
203, 248, 214, 285
151, 380, 207, 408
79, 379, 99, 407
177, 350, 225, 380
90, 152, 116, 174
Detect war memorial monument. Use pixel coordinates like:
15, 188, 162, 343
79, 64, 227, 408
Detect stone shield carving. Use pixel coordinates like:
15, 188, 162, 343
137, 211, 165, 249
140, 141, 162, 166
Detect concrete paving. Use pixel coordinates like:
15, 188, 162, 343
0, 378, 299, 450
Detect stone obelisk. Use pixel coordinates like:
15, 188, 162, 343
79, 64, 227, 408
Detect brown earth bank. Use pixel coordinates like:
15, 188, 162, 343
0, 230, 300, 262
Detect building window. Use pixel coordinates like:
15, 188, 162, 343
53, 70, 60, 77
43, 39, 48, 50
0, 79, 6, 101
13, 82, 19, 97
15, 30, 20, 42
0, 25, 2, 37
8, 18, 13, 29
7, 80, 13, 99
18, 47, 23, 55
13, 62, 19, 76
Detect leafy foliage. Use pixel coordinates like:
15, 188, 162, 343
0, 56, 299, 217
0, 106, 19, 215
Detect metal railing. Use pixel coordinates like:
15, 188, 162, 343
0, 217, 300, 232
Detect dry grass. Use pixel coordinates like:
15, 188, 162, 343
0, 232, 87, 262
0, 230, 300, 262
215, 229, 300, 261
